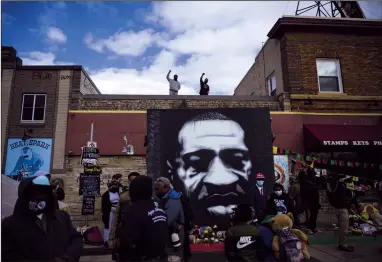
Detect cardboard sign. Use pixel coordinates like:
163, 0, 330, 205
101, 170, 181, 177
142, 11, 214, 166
87, 141, 98, 148
79, 173, 100, 196
81, 196, 95, 215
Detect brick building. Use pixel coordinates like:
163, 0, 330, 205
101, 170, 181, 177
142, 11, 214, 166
2, 16, 382, 226
234, 16, 382, 113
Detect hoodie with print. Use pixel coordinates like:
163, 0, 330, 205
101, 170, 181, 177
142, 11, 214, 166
1, 176, 83, 262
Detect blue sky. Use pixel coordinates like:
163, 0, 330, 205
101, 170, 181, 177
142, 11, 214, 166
2, 1, 381, 95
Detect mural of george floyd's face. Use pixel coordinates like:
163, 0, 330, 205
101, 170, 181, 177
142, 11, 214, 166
175, 118, 252, 217
147, 108, 275, 229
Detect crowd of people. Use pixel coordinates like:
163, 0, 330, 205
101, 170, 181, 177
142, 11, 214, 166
3, 164, 380, 262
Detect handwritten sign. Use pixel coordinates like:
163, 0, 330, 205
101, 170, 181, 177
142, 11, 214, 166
84, 164, 102, 174
82, 152, 99, 159
81, 196, 95, 215
83, 147, 99, 154
79, 173, 100, 196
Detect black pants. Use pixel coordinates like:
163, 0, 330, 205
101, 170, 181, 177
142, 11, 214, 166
307, 207, 319, 230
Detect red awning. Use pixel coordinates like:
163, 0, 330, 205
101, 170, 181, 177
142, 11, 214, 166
303, 124, 382, 150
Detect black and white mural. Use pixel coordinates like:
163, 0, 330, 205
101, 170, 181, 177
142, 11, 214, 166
147, 108, 274, 227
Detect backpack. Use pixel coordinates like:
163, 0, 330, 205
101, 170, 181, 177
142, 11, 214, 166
278, 229, 303, 262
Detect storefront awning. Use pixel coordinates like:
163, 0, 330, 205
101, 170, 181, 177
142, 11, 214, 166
303, 124, 382, 151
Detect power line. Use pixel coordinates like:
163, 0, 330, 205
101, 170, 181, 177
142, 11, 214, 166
283, 1, 290, 16
359, 2, 382, 19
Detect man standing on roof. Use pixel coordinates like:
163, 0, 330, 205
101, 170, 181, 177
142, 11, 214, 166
199, 73, 209, 95
167, 70, 181, 95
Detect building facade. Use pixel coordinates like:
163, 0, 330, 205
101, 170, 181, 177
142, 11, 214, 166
2, 14, 382, 227
1, 46, 100, 179
234, 16, 382, 113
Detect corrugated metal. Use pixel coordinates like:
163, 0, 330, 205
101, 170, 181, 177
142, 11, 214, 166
66, 113, 146, 155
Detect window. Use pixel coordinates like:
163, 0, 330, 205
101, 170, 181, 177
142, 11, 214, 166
267, 74, 276, 96
316, 59, 343, 93
21, 94, 47, 122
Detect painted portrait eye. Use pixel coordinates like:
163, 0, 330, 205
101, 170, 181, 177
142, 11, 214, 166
182, 149, 216, 173
219, 149, 250, 171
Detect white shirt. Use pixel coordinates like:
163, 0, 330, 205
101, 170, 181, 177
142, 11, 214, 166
109, 192, 120, 207
168, 79, 181, 91
257, 185, 263, 196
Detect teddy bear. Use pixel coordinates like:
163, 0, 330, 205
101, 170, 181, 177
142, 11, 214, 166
269, 213, 310, 261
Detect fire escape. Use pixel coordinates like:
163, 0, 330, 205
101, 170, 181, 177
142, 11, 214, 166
295, 1, 365, 18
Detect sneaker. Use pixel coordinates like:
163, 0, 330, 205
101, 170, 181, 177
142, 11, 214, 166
338, 245, 354, 252
306, 229, 314, 235
313, 228, 322, 233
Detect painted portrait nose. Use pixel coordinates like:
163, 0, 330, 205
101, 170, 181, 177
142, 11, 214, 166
203, 157, 238, 185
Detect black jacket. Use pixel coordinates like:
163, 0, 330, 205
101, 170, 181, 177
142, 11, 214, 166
265, 192, 296, 217
101, 190, 119, 228
224, 223, 265, 261
327, 179, 352, 209
118, 199, 169, 261
1, 177, 83, 262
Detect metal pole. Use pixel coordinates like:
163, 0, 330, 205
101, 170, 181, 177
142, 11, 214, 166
90, 123, 94, 142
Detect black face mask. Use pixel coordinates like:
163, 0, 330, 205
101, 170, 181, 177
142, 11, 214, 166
28, 197, 50, 215
109, 187, 119, 193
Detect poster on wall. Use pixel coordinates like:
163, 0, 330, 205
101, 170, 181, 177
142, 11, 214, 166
4, 138, 52, 179
147, 108, 274, 228
274, 155, 289, 193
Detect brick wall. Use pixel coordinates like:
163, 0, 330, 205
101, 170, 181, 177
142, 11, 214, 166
80, 95, 281, 111
283, 32, 382, 96
1, 69, 14, 161
64, 156, 146, 226
234, 39, 284, 97
7, 70, 58, 138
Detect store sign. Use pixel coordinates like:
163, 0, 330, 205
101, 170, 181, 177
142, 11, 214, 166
322, 140, 382, 146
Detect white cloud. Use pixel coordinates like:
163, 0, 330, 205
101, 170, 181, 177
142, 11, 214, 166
46, 27, 67, 44
85, 2, 293, 95
84, 29, 160, 56
26, 1, 379, 95
21, 51, 73, 66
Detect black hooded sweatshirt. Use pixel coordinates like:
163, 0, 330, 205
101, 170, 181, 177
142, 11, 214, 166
1, 177, 83, 262
118, 176, 169, 261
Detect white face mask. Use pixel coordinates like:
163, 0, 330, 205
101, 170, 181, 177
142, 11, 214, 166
274, 190, 282, 196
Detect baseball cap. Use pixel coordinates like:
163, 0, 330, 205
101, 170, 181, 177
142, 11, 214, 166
156, 177, 174, 189
32, 175, 51, 186
256, 173, 265, 179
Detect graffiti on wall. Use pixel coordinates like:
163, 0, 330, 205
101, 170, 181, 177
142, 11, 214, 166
274, 155, 289, 193
32, 71, 52, 80
147, 108, 274, 227
5, 138, 53, 179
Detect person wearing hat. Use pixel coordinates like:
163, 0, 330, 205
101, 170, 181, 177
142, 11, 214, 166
252, 173, 266, 222
117, 175, 168, 261
265, 183, 296, 220
2, 174, 83, 261
154, 177, 186, 262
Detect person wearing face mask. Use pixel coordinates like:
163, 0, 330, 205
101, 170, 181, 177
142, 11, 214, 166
102, 180, 121, 248
2, 174, 83, 261
252, 173, 266, 222
265, 184, 296, 220
110, 172, 140, 249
